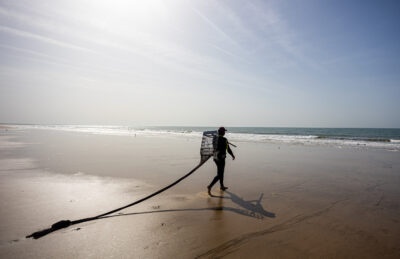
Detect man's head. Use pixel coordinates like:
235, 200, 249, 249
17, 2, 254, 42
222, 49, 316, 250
218, 127, 227, 136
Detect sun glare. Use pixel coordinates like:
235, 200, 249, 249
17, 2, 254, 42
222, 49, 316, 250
81, 0, 170, 32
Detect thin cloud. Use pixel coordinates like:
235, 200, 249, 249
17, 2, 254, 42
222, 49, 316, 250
246, 2, 323, 71
0, 43, 133, 79
0, 3, 261, 90
0, 43, 60, 61
0, 25, 96, 54
191, 7, 240, 48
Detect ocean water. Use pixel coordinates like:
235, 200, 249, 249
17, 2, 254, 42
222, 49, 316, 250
10, 125, 400, 151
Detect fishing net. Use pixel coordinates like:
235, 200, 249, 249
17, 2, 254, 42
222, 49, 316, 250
200, 130, 217, 161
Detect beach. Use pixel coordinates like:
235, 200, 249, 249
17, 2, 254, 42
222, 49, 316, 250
0, 127, 399, 258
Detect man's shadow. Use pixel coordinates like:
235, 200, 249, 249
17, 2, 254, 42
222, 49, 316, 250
106, 190, 275, 220
208, 190, 275, 219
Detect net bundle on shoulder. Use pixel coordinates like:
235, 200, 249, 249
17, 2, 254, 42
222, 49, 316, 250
200, 130, 218, 161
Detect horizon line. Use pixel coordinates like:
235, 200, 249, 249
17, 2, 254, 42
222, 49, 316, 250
1, 123, 399, 130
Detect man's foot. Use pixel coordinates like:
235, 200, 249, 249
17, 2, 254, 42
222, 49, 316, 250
220, 186, 228, 191
207, 186, 212, 195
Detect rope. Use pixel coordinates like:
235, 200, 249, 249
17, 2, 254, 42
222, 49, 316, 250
26, 156, 210, 239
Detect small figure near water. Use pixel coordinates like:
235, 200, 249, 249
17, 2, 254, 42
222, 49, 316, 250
207, 127, 235, 195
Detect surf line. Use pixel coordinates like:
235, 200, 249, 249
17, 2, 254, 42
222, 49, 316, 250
26, 131, 222, 239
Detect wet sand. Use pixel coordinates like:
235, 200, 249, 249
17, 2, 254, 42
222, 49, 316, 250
0, 128, 399, 258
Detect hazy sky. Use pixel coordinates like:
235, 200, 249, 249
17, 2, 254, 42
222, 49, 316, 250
0, 0, 399, 127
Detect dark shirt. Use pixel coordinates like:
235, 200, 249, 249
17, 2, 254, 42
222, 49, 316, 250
215, 136, 234, 160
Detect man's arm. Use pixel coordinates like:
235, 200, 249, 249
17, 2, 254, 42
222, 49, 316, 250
227, 141, 235, 160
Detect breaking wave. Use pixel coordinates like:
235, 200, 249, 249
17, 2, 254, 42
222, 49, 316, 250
12, 124, 400, 151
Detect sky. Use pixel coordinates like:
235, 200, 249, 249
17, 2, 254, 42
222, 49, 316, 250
0, 0, 399, 127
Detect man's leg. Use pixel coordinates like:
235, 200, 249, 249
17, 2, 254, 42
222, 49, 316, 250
217, 159, 226, 189
208, 160, 220, 194
209, 175, 219, 188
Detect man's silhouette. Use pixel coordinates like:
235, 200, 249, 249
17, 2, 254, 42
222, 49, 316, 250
207, 127, 235, 195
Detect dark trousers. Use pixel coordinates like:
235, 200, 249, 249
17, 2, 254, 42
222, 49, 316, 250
209, 159, 225, 188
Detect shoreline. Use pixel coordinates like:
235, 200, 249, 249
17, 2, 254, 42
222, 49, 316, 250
5, 124, 400, 151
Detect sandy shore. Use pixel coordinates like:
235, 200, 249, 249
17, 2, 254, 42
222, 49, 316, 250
0, 128, 399, 258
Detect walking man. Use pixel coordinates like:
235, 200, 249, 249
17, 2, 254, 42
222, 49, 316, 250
207, 127, 235, 195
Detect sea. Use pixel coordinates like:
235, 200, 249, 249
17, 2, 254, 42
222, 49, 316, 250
8, 125, 400, 151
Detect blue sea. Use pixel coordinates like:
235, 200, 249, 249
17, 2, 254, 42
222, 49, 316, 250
11, 125, 400, 151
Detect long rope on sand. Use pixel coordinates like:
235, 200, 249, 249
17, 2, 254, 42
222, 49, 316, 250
26, 156, 210, 239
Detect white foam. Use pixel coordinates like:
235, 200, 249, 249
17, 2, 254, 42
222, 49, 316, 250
228, 133, 400, 150
14, 125, 400, 151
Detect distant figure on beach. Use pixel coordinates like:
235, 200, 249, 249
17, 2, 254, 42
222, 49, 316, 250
207, 127, 235, 195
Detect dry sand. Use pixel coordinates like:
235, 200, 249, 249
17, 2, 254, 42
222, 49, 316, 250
0, 128, 399, 258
